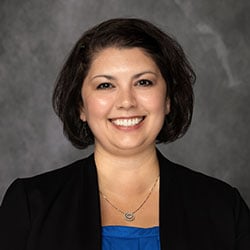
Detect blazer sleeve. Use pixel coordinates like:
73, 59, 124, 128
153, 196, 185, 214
234, 188, 250, 249
0, 179, 30, 250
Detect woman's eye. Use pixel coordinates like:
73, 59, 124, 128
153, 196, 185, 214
136, 79, 153, 87
97, 82, 113, 89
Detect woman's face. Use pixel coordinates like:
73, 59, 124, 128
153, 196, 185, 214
80, 47, 170, 156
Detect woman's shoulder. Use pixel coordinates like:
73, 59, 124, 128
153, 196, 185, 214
24, 153, 93, 184
158, 150, 242, 205
3, 153, 95, 205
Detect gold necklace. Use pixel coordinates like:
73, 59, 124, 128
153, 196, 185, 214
99, 176, 159, 222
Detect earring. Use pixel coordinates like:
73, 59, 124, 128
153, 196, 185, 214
81, 121, 88, 137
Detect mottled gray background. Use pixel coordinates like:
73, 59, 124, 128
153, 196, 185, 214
0, 0, 250, 206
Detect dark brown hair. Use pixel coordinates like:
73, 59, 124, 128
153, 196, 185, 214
52, 18, 196, 149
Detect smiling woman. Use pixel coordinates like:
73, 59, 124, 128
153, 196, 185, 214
0, 18, 250, 250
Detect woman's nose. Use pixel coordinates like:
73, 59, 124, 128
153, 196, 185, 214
116, 88, 137, 110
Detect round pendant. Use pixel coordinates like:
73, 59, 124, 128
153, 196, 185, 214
124, 212, 135, 221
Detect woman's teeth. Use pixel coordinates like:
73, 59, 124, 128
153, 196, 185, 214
111, 117, 144, 126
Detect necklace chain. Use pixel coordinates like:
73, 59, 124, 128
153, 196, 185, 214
99, 176, 159, 222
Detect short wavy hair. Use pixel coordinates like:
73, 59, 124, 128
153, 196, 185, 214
52, 18, 196, 149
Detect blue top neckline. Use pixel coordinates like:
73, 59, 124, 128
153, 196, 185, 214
102, 225, 159, 238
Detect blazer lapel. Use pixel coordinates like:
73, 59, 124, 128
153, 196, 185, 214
158, 150, 189, 250
79, 154, 102, 250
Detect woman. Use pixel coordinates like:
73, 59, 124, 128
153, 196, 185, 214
0, 18, 250, 250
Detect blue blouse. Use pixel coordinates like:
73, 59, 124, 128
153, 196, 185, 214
102, 225, 160, 250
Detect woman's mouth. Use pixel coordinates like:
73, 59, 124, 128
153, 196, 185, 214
110, 117, 145, 127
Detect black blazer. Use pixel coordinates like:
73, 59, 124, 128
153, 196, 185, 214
1, 150, 250, 250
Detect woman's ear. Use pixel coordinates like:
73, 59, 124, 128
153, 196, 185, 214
165, 97, 171, 115
79, 104, 87, 122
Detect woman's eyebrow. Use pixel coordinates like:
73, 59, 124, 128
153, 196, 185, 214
91, 71, 158, 81
132, 71, 157, 79
91, 74, 115, 81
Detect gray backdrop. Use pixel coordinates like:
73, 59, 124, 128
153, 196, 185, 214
0, 0, 250, 206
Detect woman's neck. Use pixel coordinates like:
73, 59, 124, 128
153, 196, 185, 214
94, 146, 160, 196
